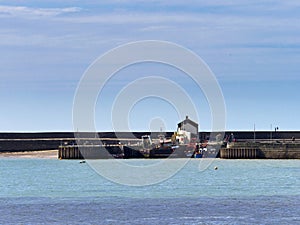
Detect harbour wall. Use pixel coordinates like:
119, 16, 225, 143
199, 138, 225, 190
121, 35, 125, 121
220, 142, 300, 159
1, 132, 300, 159
58, 144, 300, 159
58, 145, 123, 159
0, 132, 164, 152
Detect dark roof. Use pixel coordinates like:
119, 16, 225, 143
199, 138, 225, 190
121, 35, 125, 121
177, 117, 198, 128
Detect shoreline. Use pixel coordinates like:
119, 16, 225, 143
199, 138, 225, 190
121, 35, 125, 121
0, 150, 58, 159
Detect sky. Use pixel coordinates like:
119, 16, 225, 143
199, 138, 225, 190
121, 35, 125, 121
0, 0, 300, 132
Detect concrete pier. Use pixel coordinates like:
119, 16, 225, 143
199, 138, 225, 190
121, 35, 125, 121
220, 148, 258, 159
58, 145, 123, 159
220, 142, 300, 159
1, 132, 300, 159
59, 146, 83, 159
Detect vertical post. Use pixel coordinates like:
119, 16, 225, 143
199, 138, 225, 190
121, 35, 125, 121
274, 127, 279, 140
270, 124, 272, 143
254, 123, 256, 143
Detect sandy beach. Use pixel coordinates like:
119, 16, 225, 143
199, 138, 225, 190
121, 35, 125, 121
0, 150, 58, 159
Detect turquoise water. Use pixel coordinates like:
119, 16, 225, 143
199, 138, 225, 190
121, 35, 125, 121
0, 158, 299, 224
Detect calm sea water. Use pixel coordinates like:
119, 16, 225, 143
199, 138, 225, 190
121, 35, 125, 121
0, 158, 299, 224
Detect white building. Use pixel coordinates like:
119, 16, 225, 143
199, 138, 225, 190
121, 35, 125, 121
176, 116, 199, 144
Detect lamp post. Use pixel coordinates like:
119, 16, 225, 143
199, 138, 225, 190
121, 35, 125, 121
270, 124, 272, 142
254, 123, 256, 143
274, 127, 279, 140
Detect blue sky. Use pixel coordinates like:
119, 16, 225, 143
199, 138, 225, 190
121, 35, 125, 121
0, 0, 299, 132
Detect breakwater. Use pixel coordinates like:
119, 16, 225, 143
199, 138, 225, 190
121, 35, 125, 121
220, 148, 259, 159
0, 132, 159, 152
220, 142, 300, 159
59, 143, 300, 159
1, 131, 300, 159
58, 145, 123, 159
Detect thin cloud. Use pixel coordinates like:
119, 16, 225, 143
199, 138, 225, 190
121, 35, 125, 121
0, 5, 81, 18
140, 25, 174, 32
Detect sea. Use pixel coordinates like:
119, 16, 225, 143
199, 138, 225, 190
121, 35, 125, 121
0, 158, 299, 225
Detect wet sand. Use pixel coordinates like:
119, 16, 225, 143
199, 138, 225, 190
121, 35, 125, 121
0, 150, 58, 159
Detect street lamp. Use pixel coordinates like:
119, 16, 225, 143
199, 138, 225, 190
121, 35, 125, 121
253, 123, 256, 143
270, 124, 272, 142
275, 127, 279, 140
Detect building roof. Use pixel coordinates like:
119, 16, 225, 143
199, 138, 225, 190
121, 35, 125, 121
177, 116, 198, 128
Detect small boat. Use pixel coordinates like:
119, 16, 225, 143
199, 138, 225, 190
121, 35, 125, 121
194, 152, 203, 158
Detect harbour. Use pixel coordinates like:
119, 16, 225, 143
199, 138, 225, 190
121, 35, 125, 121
1, 132, 300, 159
2, 1, 300, 224
1, 116, 299, 159
57, 142, 300, 159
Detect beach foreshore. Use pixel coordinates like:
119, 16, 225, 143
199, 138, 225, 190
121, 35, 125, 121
0, 150, 58, 159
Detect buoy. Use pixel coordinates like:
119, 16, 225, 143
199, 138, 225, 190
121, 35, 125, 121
214, 166, 218, 170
